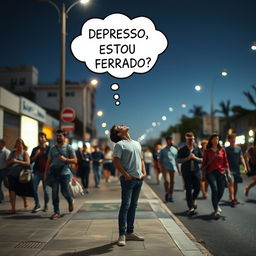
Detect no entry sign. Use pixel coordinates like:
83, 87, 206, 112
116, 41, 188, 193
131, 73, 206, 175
61, 108, 76, 123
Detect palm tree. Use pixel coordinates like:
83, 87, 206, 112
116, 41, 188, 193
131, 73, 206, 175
216, 100, 232, 138
243, 85, 256, 109
189, 105, 207, 117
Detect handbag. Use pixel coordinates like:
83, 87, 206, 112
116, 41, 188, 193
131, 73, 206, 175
19, 168, 33, 183
69, 177, 84, 198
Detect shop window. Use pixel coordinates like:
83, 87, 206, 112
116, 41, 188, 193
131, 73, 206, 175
48, 92, 57, 97
66, 91, 75, 97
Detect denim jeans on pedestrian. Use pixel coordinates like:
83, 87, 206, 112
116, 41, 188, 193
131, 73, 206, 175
33, 172, 50, 207
80, 164, 90, 189
93, 164, 101, 187
51, 174, 73, 214
207, 170, 226, 211
0, 169, 9, 201
145, 163, 151, 176
182, 170, 201, 209
119, 175, 143, 235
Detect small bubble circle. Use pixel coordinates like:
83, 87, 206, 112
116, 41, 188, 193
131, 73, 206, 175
111, 83, 119, 91
115, 101, 121, 106
113, 94, 120, 100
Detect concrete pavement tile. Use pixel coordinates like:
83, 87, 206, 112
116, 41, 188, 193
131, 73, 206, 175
171, 233, 199, 251
63, 220, 92, 230
55, 229, 86, 239
0, 248, 40, 256
28, 229, 58, 242
37, 250, 76, 256
182, 250, 205, 256
143, 233, 177, 247
43, 239, 111, 250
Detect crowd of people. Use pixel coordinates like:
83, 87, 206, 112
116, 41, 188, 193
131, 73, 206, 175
0, 127, 256, 246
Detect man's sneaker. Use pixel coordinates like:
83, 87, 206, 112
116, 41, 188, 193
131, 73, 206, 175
31, 205, 41, 213
68, 202, 74, 212
43, 205, 48, 212
126, 233, 144, 241
214, 210, 221, 219
50, 213, 60, 220
217, 206, 222, 213
117, 235, 126, 246
165, 193, 169, 202
168, 197, 174, 202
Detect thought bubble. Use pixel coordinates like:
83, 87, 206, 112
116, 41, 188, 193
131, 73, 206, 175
71, 13, 168, 79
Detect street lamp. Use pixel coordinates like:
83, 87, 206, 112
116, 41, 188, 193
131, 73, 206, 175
97, 110, 104, 117
210, 69, 228, 133
251, 42, 256, 51
169, 107, 174, 112
40, 0, 91, 125
90, 79, 98, 87
101, 122, 107, 128
162, 115, 167, 121
195, 85, 202, 91
181, 104, 187, 108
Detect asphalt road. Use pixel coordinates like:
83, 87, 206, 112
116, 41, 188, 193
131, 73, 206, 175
146, 171, 256, 256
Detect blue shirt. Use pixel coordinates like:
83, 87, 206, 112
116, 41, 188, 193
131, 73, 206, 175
0, 147, 10, 169
159, 146, 178, 171
113, 139, 143, 179
48, 144, 75, 175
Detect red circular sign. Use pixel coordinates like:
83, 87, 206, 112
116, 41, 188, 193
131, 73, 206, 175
61, 108, 76, 122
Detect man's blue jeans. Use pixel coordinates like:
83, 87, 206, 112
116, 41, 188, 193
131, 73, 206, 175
33, 172, 50, 207
119, 175, 143, 235
93, 164, 102, 187
207, 170, 226, 211
51, 174, 73, 214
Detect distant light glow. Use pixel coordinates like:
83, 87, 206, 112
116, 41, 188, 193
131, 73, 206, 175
105, 130, 110, 135
236, 135, 245, 145
97, 110, 103, 117
162, 115, 167, 121
221, 71, 228, 76
249, 129, 254, 137
169, 107, 174, 112
157, 122, 161, 126
181, 104, 187, 108
152, 122, 156, 127
90, 78, 98, 86
195, 85, 201, 91
251, 42, 256, 51
80, 0, 90, 4
102, 122, 107, 128
224, 141, 230, 147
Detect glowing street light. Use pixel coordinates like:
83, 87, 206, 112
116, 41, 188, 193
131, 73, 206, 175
162, 115, 167, 121
249, 130, 254, 137
152, 122, 156, 127
181, 104, 187, 108
105, 130, 109, 135
251, 42, 256, 51
97, 110, 103, 117
195, 85, 202, 91
90, 79, 98, 87
169, 107, 174, 112
101, 122, 107, 128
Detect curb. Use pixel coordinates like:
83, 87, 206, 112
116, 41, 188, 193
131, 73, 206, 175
143, 182, 213, 256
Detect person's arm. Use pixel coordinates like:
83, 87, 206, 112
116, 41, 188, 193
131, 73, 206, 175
141, 159, 147, 177
44, 156, 52, 181
191, 149, 203, 163
223, 149, 232, 182
244, 150, 251, 172
113, 157, 132, 180
177, 148, 192, 163
12, 151, 30, 166
240, 149, 247, 172
59, 146, 77, 164
30, 148, 40, 163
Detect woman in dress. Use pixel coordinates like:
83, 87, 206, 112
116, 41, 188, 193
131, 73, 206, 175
7, 138, 30, 214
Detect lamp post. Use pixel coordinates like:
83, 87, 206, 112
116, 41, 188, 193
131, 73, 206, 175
210, 70, 228, 134
40, 0, 90, 126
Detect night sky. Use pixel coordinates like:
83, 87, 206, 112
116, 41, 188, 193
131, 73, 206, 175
1, 0, 256, 140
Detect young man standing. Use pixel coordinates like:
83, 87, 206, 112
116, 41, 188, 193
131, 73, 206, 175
159, 136, 180, 202
30, 132, 50, 212
110, 125, 146, 246
44, 130, 77, 219
177, 132, 202, 215
226, 133, 247, 205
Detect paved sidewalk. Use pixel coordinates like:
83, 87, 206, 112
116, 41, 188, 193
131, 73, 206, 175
0, 177, 210, 256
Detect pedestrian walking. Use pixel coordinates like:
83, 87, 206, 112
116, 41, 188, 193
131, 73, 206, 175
153, 144, 162, 185
30, 132, 50, 213
6, 138, 30, 214
103, 145, 115, 183
177, 132, 203, 215
110, 125, 146, 246
91, 146, 104, 188
44, 129, 77, 220
225, 133, 247, 205
244, 135, 256, 197
200, 139, 208, 199
143, 148, 153, 179
202, 134, 232, 218
79, 144, 92, 193
159, 136, 180, 202
0, 139, 10, 203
